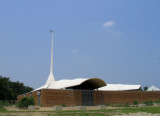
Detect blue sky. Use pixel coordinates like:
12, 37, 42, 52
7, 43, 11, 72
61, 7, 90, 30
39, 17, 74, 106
0, 0, 160, 89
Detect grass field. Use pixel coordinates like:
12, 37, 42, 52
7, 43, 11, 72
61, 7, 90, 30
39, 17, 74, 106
0, 106, 160, 116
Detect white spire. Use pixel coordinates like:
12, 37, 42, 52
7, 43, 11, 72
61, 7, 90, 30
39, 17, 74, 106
45, 30, 55, 85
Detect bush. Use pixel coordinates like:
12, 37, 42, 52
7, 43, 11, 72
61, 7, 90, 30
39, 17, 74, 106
113, 104, 123, 107
4, 101, 10, 106
124, 102, 130, 107
62, 104, 66, 107
0, 101, 3, 106
0, 101, 9, 106
155, 100, 160, 103
133, 100, 138, 105
144, 100, 153, 106
106, 102, 110, 106
113, 103, 130, 107
17, 96, 34, 108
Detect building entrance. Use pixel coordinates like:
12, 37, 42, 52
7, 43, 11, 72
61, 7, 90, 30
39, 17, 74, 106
82, 90, 94, 106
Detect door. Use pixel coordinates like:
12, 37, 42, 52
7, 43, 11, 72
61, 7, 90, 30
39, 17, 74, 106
82, 90, 94, 106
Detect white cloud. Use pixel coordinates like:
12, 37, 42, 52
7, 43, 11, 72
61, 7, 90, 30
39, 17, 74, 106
72, 49, 78, 54
103, 21, 115, 28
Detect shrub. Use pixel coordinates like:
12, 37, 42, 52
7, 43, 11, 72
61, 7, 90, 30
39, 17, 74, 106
144, 100, 153, 106
62, 104, 66, 107
4, 101, 10, 106
0, 101, 3, 106
124, 102, 130, 107
106, 102, 110, 106
0, 101, 10, 106
113, 104, 123, 107
133, 100, 138, 105
155, 100, 160, 103
17, 96, 34, 108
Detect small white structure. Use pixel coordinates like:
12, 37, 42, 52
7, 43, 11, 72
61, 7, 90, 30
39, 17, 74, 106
147, 85, 160, 91
98, 84, 141, 91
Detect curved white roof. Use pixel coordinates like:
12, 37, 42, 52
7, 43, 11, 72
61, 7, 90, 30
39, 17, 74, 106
48, 78, 89, 89
98, 84, 141, 91
34, 78, 106, 91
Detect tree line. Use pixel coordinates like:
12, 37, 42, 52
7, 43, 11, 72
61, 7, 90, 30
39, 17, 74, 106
0, 75, 33, 100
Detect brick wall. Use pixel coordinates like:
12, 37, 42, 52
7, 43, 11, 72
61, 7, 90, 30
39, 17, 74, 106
73, 90, 82, 106
103, 91, 160, 104
41, 89, 76, 107
32, 91, 38, 105
94, 91, 105, 105
17, 89, 160, 107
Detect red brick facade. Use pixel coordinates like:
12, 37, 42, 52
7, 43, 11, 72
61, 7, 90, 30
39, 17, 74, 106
17, 89, 160, 107
103, 91, 160, 104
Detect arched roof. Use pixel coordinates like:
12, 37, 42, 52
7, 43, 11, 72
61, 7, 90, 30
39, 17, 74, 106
34, 78, 106, 91
66, 78, 106, 90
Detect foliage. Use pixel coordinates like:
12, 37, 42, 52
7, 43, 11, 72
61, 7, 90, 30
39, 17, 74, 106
16, 96, 34, 108
0, 102, 7, 112
0, 75, 33, 100
133, 100, 138, 105
144, 100, 153, 106
143, 86, 148, 91
155, 100, 160, 103
112, 103, 130, 107
106, 102, 110, 106
124, 102, 130, 107
0, 101, 10, 106
61, 104, 66, 107
113, 104, 124, 107
0, 101, 3, 106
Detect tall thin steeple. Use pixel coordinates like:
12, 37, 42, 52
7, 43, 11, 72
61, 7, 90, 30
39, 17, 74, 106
45, 30, 55, 85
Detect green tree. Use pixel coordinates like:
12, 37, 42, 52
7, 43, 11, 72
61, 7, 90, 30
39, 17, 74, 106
0, 75, 33, 100
0, 76, 13, 100
143, 86, 148, 91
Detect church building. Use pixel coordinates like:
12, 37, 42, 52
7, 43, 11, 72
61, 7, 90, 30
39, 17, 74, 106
17, 31, 160, 107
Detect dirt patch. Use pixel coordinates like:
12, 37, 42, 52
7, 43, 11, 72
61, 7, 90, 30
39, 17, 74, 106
3, 105, 27, 111
115, 112, 160, 116
0, 112, 49, 116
